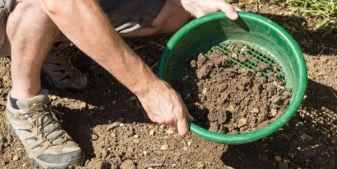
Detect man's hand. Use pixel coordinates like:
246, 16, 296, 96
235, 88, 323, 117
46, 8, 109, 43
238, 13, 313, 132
137, 79, 193, 136
179, 0, 238, 19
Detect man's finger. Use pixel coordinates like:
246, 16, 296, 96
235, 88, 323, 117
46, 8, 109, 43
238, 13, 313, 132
220, 3, 238, 20
177, 118, 189, 136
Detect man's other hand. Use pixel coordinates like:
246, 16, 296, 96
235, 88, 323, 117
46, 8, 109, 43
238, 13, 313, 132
180, 0, 239, 20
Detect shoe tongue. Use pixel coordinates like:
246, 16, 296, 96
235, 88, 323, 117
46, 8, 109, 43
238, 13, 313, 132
16, 90, 65, 144
16, 90, 49, 112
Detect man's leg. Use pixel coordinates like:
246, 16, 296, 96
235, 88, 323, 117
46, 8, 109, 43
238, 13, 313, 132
5, 1, 84, 168
7, 0, 59, 99
121, 0, 190, 37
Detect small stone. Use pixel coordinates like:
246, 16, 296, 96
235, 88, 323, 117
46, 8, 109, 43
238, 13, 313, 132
166, 129, 174, 135
110, 132, 117, 137
251, 108, 259, 113
172, 164, 177, 168
227, 104, 236, 113
12, 155, 19, 161
149, 129, 155, 136
111, 163, 118, 169
275, 156, 282, 161
120, 160, 136, 169
119, 123, 125, 127
91, 133, 99, 141
126, 128, 135, 137
107, 122, 120, 131
147, 167, 153, 169
187, 141, 192, 146
160, 125, 165, 129
238, 118, 247, 128
87, 104, 96, 110
133, 139, 140, 144
160, 143, 169, 150
183, 146, 188, 151
202, 88, 207, 94
79, 102, 86, 109
112, 100, 117, 104
133, 135, 139, 138
271, 109, 278, 117
50, 95, 57, 100
143, 151, 148, 156
196, 161, 205, 169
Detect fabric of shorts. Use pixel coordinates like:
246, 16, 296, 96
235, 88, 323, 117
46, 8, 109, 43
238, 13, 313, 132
0, 0, 14, 57
100, 0, 166, 33
0, 0, 167, 57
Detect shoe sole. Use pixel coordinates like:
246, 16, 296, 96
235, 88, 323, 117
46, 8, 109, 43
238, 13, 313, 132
4, 116, 85, 169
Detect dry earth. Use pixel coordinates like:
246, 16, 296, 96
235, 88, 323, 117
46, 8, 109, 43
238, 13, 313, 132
0, 2, 336, 169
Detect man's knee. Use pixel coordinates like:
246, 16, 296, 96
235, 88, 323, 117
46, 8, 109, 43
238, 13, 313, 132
40, 0, 81, 15
155, 2, 190, 34
39, 0, 64, 15
163, 10, 190, 33
6, 0, 36, 39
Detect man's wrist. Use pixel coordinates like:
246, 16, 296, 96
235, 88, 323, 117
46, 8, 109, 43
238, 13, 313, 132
129, 69, 160, 98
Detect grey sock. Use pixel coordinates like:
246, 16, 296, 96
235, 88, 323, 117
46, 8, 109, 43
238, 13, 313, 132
10, 96, 19, 109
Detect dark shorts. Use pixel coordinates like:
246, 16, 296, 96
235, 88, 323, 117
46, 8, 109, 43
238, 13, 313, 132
100, 0, 166, 33
0, 0, 14, 57
0, 0, 167, 56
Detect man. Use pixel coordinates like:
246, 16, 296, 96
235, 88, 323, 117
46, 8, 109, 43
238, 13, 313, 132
0, 0, 238, 168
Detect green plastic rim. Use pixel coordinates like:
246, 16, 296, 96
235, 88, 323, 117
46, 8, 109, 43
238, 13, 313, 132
158, 12, 307, 144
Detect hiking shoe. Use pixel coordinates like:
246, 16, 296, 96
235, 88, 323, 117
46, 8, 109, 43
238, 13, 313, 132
5, 90, 84, 169
42, 42, 87, 91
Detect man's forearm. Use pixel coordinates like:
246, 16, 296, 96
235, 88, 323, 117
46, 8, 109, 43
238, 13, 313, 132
39, 0, 157, 95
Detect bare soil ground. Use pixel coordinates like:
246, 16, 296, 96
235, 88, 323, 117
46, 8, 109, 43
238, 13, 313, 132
0, 2, 336, 169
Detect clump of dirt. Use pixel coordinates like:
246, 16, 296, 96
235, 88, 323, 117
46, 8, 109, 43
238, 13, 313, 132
176, 51, 291, 133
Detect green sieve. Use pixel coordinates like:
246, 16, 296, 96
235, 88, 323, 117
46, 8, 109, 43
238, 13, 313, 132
158, 12, 307, 144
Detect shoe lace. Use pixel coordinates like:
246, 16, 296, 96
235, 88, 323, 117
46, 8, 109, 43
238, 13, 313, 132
54, 45, 77, 75
26, 102, 71, 147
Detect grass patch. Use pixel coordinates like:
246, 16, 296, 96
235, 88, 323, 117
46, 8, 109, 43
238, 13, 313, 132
229, 0, 336, 30
288, 0, 337, 30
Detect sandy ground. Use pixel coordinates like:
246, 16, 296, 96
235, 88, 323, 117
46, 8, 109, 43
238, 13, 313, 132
0, 2, 336, 169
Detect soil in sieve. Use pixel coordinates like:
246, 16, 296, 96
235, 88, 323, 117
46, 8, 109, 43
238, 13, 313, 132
175, 50, 292, 133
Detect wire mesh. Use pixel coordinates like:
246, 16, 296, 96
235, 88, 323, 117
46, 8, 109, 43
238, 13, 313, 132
204, 40, 286, 83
